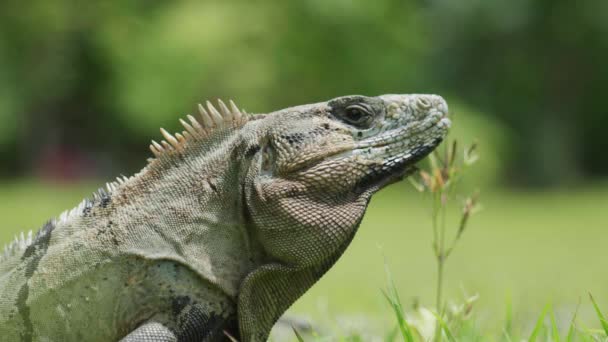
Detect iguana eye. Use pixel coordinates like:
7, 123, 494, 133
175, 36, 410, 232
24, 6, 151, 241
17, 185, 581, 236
343, 104, 373, 126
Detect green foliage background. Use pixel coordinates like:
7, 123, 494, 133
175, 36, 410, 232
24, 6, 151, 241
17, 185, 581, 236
1, 0, 606, 186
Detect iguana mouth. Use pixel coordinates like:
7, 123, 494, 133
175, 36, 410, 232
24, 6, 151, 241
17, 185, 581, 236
352, 111, 450, 191
356, 136, 445, 191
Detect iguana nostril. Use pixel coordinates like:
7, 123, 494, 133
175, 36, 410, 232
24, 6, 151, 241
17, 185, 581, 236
416, 97, 432, 111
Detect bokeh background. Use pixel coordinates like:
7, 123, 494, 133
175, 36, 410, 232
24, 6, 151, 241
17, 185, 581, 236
1, 0, 607, 336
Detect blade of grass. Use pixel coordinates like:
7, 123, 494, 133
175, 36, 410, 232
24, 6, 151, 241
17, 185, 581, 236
589, 293, 608, 336
383, 262, 415, 342
549, 306, 560, 342
382, 290, 415, 342
504, 291, 513, 337
292, 327, 305, 342
566, 299, 581, 342
576, 320, 599, 341
577, 331, 594, 342
430, 311, 456, 342
528, 303, 549, 342
502, 329, 513, 342
385, 326, 399, 342
584, 328, 604, 337
224, 330, 239, 342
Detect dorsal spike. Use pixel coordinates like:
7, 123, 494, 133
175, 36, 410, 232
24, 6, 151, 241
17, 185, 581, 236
179, 118, 198, 137
19, 232, 26, 249
187, 114, 205, 133
160, 128, 179, 149
152, 140, 164, 152
147, 98, 250, 160
229, 100, 242, 120
182, 131, 193, 140
206, 101, 223, 125
218, 99, 234, 121
175, 132, 186, 144
150, 144, 162, 157
197, 104, 214, 128
161, 141, 173, 151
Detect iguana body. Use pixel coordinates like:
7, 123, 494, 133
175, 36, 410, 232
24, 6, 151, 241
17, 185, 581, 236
0, 94, 450, 341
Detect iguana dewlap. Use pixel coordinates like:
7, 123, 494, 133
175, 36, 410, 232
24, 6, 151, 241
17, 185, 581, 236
0, 94, 450, 341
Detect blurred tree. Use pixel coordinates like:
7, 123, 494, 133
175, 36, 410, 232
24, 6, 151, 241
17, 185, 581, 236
427, 0, 608, 185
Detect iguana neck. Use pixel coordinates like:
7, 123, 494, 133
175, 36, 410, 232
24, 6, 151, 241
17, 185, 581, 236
100, 130, 263, 298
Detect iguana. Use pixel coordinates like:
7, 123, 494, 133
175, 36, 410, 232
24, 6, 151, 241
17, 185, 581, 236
0, 94, 450, 341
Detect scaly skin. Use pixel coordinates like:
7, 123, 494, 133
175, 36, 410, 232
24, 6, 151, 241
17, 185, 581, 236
0, 94, 449, 341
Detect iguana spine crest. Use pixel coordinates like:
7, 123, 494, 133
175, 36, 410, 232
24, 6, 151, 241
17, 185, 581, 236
149, 99, 248, 158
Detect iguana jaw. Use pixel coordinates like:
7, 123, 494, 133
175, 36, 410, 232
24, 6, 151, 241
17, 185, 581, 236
354, 114, 449, 190
356, 137, 444, 192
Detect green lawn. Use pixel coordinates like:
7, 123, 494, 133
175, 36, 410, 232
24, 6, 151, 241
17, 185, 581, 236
1, 179, 607, 337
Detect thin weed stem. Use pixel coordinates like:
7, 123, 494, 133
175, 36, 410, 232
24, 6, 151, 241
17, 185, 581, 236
412, 140, 481, 342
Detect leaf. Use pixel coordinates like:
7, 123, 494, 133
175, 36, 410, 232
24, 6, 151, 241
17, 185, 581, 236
464, 141, 479, 166
433, 168, 445, 190
549, 306, 560, 342
589, 293, 608, 336
382, 262, 415, 342
292, 327, 305, 342
504, 292, 513, 337
528, 303, 549, 342
448, 140, 457, 168
408, 176, 426, 193
429, 152, 440, 172
566, 299, 581, 342
430, 311, 456, 342
420, 171, 433, 189
385, 326, 399, 342
382, 290, 415, 342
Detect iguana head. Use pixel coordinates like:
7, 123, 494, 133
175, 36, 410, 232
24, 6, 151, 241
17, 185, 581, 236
244, 94, 450, 266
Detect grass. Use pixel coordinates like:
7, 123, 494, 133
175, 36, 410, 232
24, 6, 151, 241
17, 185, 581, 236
1, 179, 608, 339
288, 178, 608, 340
